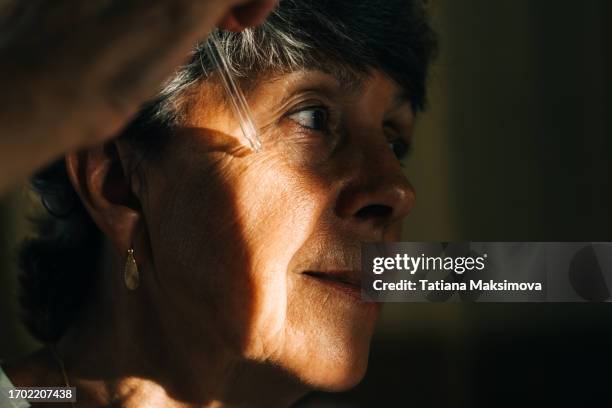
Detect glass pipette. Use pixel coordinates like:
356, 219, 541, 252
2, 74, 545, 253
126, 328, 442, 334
204, 30, 262, 152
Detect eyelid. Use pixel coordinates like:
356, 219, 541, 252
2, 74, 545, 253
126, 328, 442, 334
274, 89, 336, 116
386, 138, 412, 166
283, 92, 334, 113
384, 118, 414, 162
383, 107, 415, 141
285, 103, 328, 117
283, 100, 342, 134
260, 98, 331, 136
383, 120, 408, 141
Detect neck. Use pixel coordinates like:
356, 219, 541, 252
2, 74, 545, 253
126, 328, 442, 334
56, 245, 308, 407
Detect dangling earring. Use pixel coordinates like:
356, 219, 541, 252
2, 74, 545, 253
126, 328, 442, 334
124, 248, 140, 290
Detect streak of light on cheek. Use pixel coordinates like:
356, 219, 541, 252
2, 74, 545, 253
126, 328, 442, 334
235, 153, 323, 266
232, 154, 325, 338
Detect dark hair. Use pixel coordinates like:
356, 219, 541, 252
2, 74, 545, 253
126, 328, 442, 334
19, 0, 437, 342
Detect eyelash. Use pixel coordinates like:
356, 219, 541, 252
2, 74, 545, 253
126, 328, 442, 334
389, 139, 412, 162
286, 106, 412, 162
384, 123, 413, 163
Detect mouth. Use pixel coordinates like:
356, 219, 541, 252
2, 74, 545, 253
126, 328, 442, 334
302, 270, 362, 299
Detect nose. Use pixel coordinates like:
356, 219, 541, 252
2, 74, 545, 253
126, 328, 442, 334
334, 153, 415, 241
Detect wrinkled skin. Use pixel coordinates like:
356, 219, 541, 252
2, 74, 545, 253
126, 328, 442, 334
4, 69, 417, 407
143, 70, 416, 390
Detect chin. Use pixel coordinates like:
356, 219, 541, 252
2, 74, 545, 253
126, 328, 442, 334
307, 355, 371, 393
295, 339, 373, 393
275, 285, 381, 393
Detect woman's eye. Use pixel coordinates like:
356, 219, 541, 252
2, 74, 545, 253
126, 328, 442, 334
389, 138, 411, 160
287, 107, 329, 131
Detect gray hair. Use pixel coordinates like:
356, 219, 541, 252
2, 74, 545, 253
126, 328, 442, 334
128, 0, 436, 141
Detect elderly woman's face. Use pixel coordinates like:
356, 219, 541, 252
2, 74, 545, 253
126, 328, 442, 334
140, 69, 415, 390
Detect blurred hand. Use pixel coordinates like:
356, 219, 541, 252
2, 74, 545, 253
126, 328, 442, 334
0, 0, 277, 195
220, 0, 278, 31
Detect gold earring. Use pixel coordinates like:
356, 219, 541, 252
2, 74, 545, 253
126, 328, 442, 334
124, 248, 140, 290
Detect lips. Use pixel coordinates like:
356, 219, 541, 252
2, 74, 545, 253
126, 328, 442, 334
302, 270, 363, 300
303, 271, 361, 287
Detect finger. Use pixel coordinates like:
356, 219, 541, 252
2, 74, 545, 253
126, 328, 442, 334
218, 0, 278, 32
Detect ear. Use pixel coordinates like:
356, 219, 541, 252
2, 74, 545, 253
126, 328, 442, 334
65, 142, 143, 259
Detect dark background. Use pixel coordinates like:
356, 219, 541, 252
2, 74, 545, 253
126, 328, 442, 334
1, 0, 611, 406
304, 0, 612, 406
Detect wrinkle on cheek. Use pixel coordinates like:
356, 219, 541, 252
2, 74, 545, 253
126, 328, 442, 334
234, 153, 315, 250
234, 158, 324, 359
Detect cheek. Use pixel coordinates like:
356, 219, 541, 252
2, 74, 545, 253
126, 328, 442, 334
148, 149, 325, 357
144, 138, 377, 386
230, 160, 326, 356
150, 156, 255, 350
265, 122, 338, 170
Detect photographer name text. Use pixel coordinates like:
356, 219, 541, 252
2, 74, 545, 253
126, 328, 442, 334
372, 279, 542, 292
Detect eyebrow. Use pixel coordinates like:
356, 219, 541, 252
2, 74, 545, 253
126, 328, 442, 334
390, 90, 413, 111
264, 69, 362, 111
264, 68, 413, 116
332, 69, 414, 112
327, 67, 366, 96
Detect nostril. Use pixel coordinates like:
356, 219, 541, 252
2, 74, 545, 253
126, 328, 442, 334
355, 204, 393, 220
